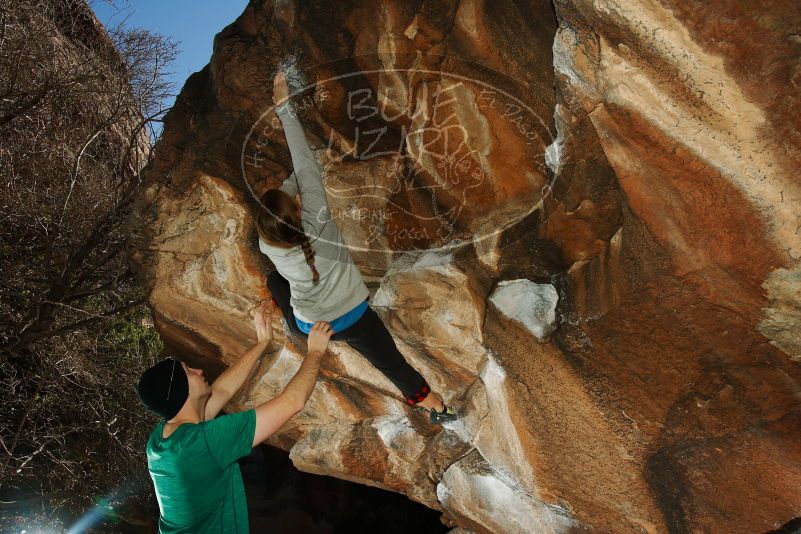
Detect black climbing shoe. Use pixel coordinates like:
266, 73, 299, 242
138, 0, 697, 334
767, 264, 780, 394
429, 405, 458, 424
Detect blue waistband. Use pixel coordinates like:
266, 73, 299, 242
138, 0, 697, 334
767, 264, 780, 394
294, 299, 369, 334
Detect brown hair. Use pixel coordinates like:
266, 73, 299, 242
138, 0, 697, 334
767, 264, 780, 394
255, 189, 319, 284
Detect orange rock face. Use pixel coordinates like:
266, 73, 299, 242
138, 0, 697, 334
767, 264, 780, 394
131, 1, 801, 532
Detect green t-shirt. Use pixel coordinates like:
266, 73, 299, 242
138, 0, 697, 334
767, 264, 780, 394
146, 409, 256, 533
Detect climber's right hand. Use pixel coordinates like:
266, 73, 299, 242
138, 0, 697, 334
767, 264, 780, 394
307, 321, 333, 356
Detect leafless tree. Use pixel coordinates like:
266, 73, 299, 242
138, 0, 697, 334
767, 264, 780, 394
0, 0, 177, 356
0, 0, 177, 529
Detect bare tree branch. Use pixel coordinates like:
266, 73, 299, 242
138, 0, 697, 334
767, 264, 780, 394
0, 2, 176, 526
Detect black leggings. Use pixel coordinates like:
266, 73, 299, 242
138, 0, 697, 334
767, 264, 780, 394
267, 271, 431, 405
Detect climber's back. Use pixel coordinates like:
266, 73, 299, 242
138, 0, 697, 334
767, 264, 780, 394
254, 149, 368, 322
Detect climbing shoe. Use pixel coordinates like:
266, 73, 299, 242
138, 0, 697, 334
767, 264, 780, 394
429, 405, 458, 424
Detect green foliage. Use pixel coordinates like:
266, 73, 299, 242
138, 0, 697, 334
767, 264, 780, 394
0, 300, 164, 531
98, 295, 163, 358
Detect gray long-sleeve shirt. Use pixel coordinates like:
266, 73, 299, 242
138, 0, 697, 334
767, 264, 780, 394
258, 101, 369, 322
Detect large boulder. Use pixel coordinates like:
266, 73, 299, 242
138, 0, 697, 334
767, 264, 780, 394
131, 1, 801, 532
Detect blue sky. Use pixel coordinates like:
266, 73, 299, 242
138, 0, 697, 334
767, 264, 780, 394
91, 0, 250, 112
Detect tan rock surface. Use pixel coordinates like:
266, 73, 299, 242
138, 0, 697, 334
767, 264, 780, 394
131, 1, 801, 532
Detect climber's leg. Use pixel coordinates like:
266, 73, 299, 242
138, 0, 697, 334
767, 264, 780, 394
266, 270, 307, 339
335, 306, 434, 406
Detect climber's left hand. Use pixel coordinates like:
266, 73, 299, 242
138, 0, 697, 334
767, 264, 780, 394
273, 70, 289, 105
253, 302, 273, 342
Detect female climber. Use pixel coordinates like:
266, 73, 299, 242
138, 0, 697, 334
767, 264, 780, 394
255, 68, 456, 425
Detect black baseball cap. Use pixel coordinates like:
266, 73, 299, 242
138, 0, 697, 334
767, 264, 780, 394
136, 357, 189, 420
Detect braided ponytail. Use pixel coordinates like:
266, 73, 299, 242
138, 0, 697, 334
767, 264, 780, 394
299, 234, 319, 284
256, 188, 320, 285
